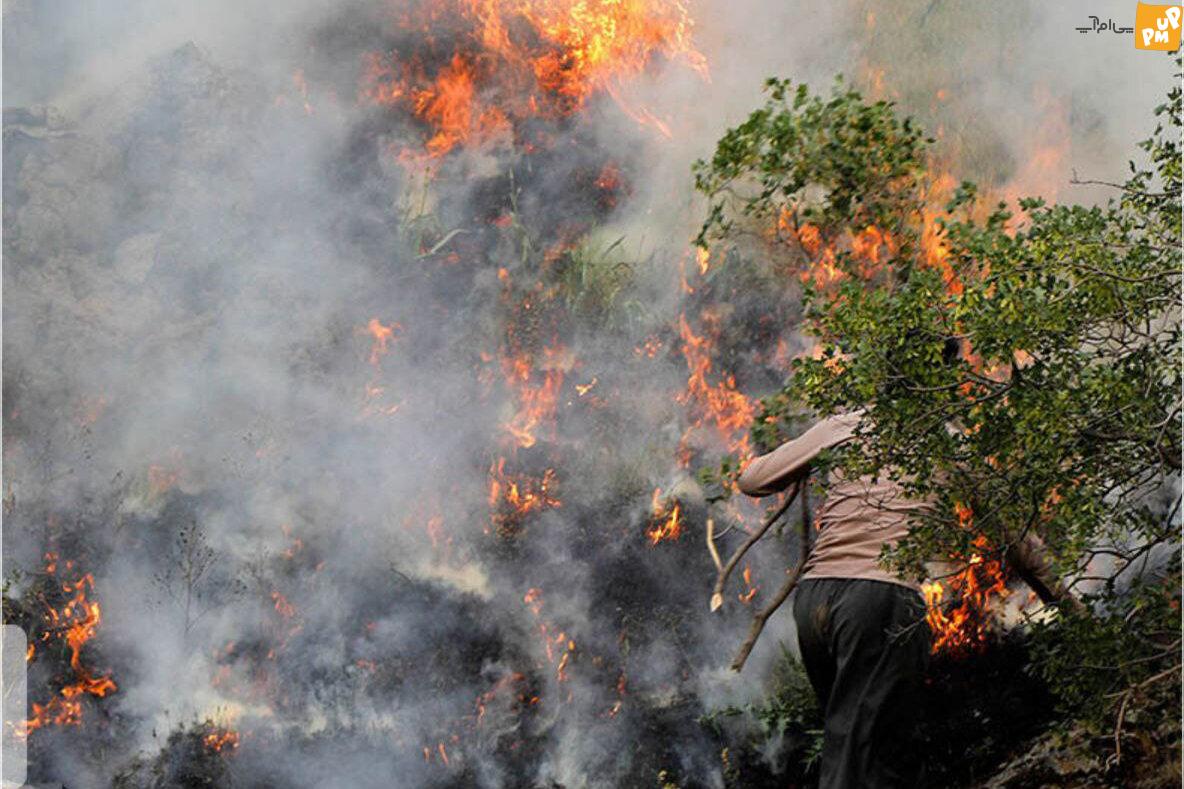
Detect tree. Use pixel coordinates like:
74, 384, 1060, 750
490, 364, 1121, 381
694, 63, 1180, 746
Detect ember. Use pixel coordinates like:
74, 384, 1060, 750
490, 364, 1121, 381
203, 728, 241, 753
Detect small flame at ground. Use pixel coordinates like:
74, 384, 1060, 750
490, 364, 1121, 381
646, 487, 682, 544
922, 507, 1010, 656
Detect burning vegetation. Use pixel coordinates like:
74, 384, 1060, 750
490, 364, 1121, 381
17, 553, 118, 738
2, 1, 1179, 787
358, 0, 707, 155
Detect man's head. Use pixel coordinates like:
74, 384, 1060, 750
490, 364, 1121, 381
881, 328, 962, 396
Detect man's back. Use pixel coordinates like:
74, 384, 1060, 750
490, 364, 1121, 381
737, 411, 926, 589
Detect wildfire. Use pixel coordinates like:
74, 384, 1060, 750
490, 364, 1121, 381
358, 318, 403, 417
789, 221, 845, 290
359, 0, 708, 157
21, 554, 118, 738
488, 457, 561, 535
921, 506, 1010, 656
646, 487, 682, 544
595, 163, 627, 207
500, 345, 566, 449
271, 591, 296, 619
677, 312, 755, 460
737, 564, 758, 604
523, 588, 578, 685
203, 727, 241, 753
634, 335, 662, 358
363, 318, 401, 366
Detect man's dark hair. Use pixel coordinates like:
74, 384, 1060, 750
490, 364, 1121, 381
881, 329, 962, 396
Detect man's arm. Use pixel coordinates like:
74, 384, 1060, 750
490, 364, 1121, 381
737, 413, 859, 497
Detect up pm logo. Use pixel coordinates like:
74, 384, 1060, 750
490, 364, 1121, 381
1135, 3, 1182, 50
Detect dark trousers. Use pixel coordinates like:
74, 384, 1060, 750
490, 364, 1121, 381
793, 578, 931, 789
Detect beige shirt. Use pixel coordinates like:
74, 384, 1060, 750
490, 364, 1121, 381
736, 412, 925, 590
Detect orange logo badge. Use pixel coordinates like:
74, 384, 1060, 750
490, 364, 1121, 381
1135, 3, 1182, 50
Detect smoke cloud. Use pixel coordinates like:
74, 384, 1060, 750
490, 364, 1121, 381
3, 0, 1174, 786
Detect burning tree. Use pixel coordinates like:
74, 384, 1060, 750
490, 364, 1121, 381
694, 64, 1181, 778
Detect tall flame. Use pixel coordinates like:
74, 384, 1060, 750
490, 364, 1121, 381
21, 554, 118, 738
360, 0, 708, 156
677, 312, 755, 460
921, 506, 1010, 655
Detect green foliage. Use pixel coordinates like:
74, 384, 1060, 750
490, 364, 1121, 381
695, 59, 1182, 752
1029, 553, 1182, 722
553, 235, 645, 328
749, 647, 822, 753
694, 77, 929, 262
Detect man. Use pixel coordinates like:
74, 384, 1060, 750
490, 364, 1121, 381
738, 410, 930, 788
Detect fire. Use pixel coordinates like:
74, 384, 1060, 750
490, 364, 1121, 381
789, 218, 906, 290
695, 246, 710, 276
595, 163, 626, 207
203, 728, 241, 753
359, 319, 404, 417
485, 318, 568, 534
291, 69, 314, 115
363, 318, 401, 366
921, 506, 1010, 656
677, 312, 755, 459
271, 591, 296, 619
737, 564, 758, 604
21, 556, 118, 738
789, 221, 845, 290
646, 487, 682, 544
500, 345, 566, 449
359, 0, 708, 157
523, 588, 578, 685
474, 671, 531, 725
488, 457, 561, 535
634, 335, 662, 358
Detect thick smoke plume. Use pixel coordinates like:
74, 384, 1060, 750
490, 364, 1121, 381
2, 0, 1173, 786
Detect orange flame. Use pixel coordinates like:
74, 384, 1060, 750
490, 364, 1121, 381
359, 0, 708, 157
501, 345, 566, 449
21, 561, 117, 738
203, 728, 241, 753
523, 587, 578, 684
363, 318, 401, 366
677, 312, 755, 460
737, 564, 758, 604
488, 458, 561, 534
646, 487, 682, 544
922, 506, 1010, 656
